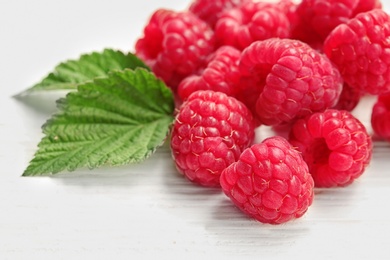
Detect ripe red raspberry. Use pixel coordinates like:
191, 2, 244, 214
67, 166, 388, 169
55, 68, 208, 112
188, 0, 244, 28
332, 83, 362, 112
353, 0, 382, 17
220, 136, 314, 224
324, 9, 390, 95
278, 0, 299, 26
291, 0, 381, 48
371, 93, 390, 141
135, 9, 215, 91
170, 90, 256, 187
238, 38, 342, 126
177, 46, 241, 101
289, 109, 372, 188
293, 0, 359, 44
214, 1, 291, 50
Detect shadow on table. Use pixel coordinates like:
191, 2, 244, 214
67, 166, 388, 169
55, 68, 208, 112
12, 90, 69, 116
159, 171, 362, 256
46, 145, 174, 189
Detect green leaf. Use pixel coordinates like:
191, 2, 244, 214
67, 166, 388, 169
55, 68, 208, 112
27, 49, 149, 91
23, 68, 174, 176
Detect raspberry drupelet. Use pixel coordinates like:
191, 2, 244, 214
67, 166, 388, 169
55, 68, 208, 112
289, 109, 372, 188
170, 90, 256, 187
135, 9, 215, 91
220, 136, 314, 224
238, 38, 342, 126
324, 9, 390, 95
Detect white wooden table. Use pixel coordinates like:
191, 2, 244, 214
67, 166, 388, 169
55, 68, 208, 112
1, 1, 390, 259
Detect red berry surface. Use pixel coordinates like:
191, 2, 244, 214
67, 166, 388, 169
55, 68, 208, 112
324, 9, 390, 95
188, 0, 244, 28
135, 9, 215, 91
220, 136, 314, 224
238, 38, 342, 126
289, 109, 372, 187
371, 93, 390, 141
170, 90, 255, 187
178, 46, 241, 101
214, 1, 291, 50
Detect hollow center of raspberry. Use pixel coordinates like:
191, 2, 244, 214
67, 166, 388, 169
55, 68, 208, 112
309, 138, 331, 165
251, 63, 271, 93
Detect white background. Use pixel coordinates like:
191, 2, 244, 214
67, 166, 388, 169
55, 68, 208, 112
1, 0, 390, 259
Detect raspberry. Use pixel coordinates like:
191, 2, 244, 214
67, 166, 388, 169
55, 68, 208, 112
177, 46, 241, 101
278, 0, 299, 26
214, 1, 291, 50
323, 9, 390, 95
170, 90, 256, 187
291, 0, 381, 48
332, 83, 362, 111
188, 0, 244, 28
220, 136, 314, 224
353, 0, 382, 17
289, 109, 372, 187
293, 0, 359, 44
135, 9, 215, 91
238, 38, 342, 126
371, 93, 390, 141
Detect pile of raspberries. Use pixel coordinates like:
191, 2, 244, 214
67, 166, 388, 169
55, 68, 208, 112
135, 0, 390, 224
